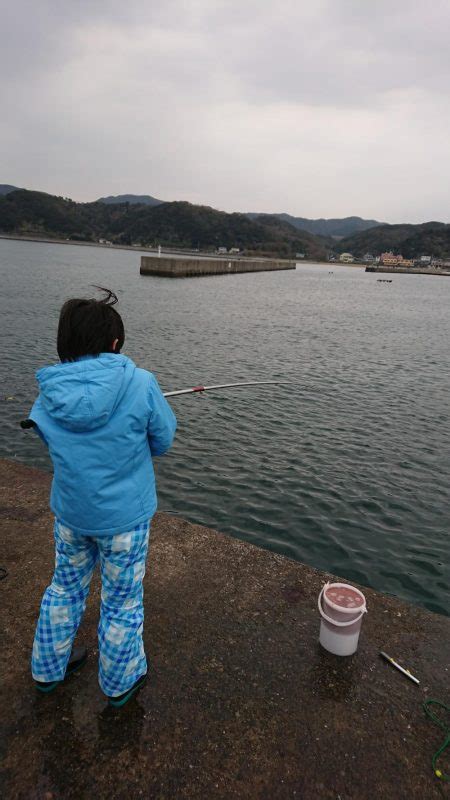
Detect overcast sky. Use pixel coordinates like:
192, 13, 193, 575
1, 0, 449, 222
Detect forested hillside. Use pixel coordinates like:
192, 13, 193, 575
0, 190, 328, 259
336, 222, 450, 258
2, 188, 448, 259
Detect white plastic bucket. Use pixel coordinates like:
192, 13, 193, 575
318, 582, 367, 656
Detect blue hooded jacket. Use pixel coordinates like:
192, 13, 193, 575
29, 354, 177, 536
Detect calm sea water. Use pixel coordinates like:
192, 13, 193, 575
1, 239, 449, 615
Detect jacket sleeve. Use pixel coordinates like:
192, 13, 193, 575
29, 396, 49, 446
147, 374, 177, 456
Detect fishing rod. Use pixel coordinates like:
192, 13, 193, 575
19, 380, 288, 429
164, 380, 288, 397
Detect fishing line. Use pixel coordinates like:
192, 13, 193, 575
423, 699, 450, 781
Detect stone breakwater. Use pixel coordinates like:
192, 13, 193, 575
140, 255, 296, 277
366, 265, 450, 276
1, 458, 449, 799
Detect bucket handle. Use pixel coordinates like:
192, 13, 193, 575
318, 586, 367, 628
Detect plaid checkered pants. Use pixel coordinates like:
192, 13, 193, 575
31, 518, 150, 697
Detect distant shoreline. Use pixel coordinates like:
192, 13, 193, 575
0, 233, 161, 257
0, 233, 369, 268
0, 233, 292, 261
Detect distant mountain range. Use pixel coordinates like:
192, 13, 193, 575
0, 189, 328, 259
99, 194, 384, 238
248, 212, 383, 238
0, 184, 22, 196
280, 213, 384, 238
0, 185, 449, 258
1, 186, 384, 238
97, 193, 164, 207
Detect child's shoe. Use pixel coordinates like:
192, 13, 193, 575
108, 674, 147, 707
35, 645, 88, 693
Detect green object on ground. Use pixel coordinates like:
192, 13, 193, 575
423, 699, 450, 781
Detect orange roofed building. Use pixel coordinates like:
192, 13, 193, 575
380, 252, 414, 267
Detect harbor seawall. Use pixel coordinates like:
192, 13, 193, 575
140, 255, 296, 277
366, 265, 450, 276
1, 458, 449, 799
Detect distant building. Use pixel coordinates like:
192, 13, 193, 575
381, 252, 404, 266
98, 239, 113, 246
296, 252, 305, 259
363, 253, 375, 262
419, 255, 432, 264
339, 253, 354, 263
217, 247, 228, 254
379, 252, 416, 267
382, 257, 399, 265
229, 248, 240, 254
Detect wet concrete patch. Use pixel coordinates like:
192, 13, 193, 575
1, 459, 449, 799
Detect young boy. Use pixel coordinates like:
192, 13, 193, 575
29, 288, 176, 707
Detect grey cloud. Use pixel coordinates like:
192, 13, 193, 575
205, 2, 450, 106
4, 1, 449, 103
1, 0, 449, 222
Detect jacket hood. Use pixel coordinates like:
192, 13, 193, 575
36, 354, 136, 432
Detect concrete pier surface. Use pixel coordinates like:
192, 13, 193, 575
1, 460, 449, 799
140, 255, 296, 277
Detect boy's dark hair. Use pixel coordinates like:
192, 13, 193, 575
57, 287, 125, 362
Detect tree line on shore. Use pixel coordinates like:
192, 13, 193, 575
0, 188, 449, 259
0, 190, 327, 259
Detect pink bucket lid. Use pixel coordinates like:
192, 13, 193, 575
324, 583, 365, 612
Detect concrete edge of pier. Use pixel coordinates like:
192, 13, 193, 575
140, 255, 296, 277
1, 458, 449, 800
